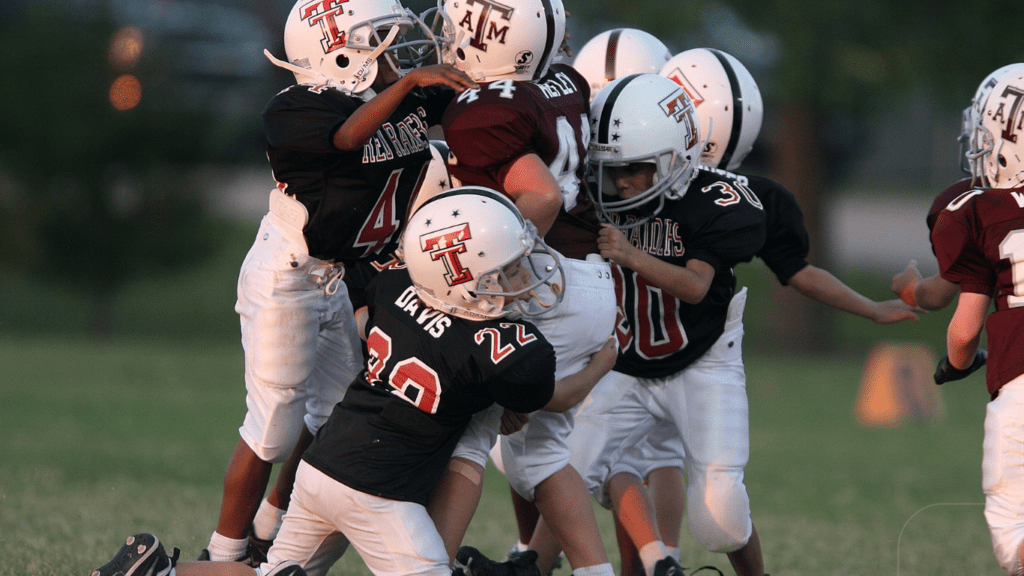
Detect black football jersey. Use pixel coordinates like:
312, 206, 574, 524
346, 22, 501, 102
609, 168, 766, 378
303, 267, 556, 504
705, 168, 810, 286
441, 64, 601, 258
263, 84, 452, 263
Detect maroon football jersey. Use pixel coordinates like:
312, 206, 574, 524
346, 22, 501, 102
927, 177, 974, 234
932, 187, 1024, 394
442, 64, 600, 258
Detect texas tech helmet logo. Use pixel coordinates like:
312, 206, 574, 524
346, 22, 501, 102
420, 223, 474, 286
457, 0, 514, 52
659, 88, 700, 150
299, 0, 351, 53
662, 68, 705, 108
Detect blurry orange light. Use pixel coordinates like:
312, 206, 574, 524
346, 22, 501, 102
109, 27, 144, 69
110, 74, 142, 111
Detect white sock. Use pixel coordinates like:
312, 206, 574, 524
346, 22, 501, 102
252, 498, 287, 541
206, 532, 248, 562
638, 541, 669, 576
571, 562, 614, 576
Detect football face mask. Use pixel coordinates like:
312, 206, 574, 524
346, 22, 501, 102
588, 74, 703, 229
401, 186, 565, 320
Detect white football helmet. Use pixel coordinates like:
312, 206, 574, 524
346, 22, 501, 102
437, 0, 566, 82
660, 48, 763, 172
964, 63, 1024, 188
571, 28, 671, 98
401, 186, 565, 320
588, 74, 702, 229
961, 63, 1024, 184
265, 0, 444, 99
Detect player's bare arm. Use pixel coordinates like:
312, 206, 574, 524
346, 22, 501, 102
946, 292, 990, 369
790, 265, 922, 323
892, 259, 959, 311
542, 336, 617, 412
501, 153, 565, 237
598, 224, 714, 304
333, 64, 477, 151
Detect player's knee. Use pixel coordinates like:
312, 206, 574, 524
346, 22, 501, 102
686, 469, 751, 553
246, 425, 302, 463
990, 524, 1024, 575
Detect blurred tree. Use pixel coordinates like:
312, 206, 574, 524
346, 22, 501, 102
0, 6, 223, 335
566, 0, 1024, 351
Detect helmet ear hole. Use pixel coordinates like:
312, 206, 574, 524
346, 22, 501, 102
456, 48, 466, 61
1000, 155, 1008, 168
336, 54, 350, 69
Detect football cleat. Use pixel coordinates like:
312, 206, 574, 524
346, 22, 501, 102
455, 546, 541, 576
242, 530, 274, 568
653, 556, 686, 576
91, 533, 179, 576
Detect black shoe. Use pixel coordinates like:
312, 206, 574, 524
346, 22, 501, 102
455, 546, 541, 576
196, 549, 210, 561
242, 530, 274, 568
91, 533, 179, 576
653, 556, 686, 576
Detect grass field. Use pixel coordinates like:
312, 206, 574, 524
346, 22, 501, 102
0, 220, 1003, 575
0, 336, 1001, 576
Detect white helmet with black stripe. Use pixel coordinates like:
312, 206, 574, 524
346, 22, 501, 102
438, 0, 566, 82
587, 73, 702, 228
571, 28, 671, 99
660, 48, 762, 172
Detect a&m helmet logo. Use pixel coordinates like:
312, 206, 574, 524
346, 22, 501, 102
300, 0, 351, 54
420, 223, 474, 286
457, 0, 514, 52
659, 87, 700, 150
995, 84, 1024, 144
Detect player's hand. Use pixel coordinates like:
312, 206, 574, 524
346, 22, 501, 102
597, 224, 638, 267
404, 64, 478, 92
500, 409, 529, 435
870, 298, 925, 324
589, 336, 618, 374
934, 349, 987, 385
558, 24, 573, 59
892, 260, 923, 306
